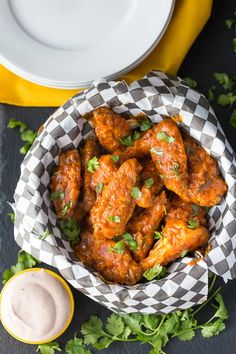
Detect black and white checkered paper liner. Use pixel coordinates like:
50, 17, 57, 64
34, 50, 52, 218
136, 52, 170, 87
13, 71, 236, 314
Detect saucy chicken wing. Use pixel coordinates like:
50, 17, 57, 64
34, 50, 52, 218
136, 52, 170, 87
91, 155, 118, 191
90, 158, 142, 239
149, 119, 189, 200
127, 191, 170, 261
75, 226, 142, 285
80, 137, 100, 212
183, 134, 227, 206
91, 107, 131, 151
50, 150, 81, 219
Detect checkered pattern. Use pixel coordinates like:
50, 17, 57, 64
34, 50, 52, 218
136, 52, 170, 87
13, 71, 236, 314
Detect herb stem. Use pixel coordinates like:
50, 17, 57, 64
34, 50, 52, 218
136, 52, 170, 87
208, 274, 217, 293
192, 286, 221, 317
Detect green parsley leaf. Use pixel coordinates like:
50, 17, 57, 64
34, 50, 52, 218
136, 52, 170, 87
60, 219, 81, 245
133, 130, 141, 141
20, 129, 37, 144
120, 135, 133, 146
19, 142, 32, 155
87, 156, 99, 173
109, 240, 125, 254
65, 334, 92, 354
106, 314, 125, 336
157, 131, 175, 143
140, 119, 153, 132
208, 86, 216, 101
95, 182, 104, 194
154, 231, 163, 240
183, 77, 198, 88
191, 204, 200, 216
213, 73, 234, 91
8, 118, 27, 132
229, 110, 236, 128
8, 212, 15, 223
122, 232, 138, 251
201, 319, 225, 338
39, 228, 52, 240
130, 187, 142, 199
108, 215, 121, 223
7, 118, 37, 155
36, 341, 61, 354
217, 93, 236, 106
143, 264, 167, 281
150, 147, 163, 156
2, 250, 40, 284
61, 201, 73, 216
171, 163, 180, 176
213, 294, 229, 321
81, 316, 104, 345
144, 178, 154, 188
187, 219, 199, 229
181, 250, 189, 257
111, 155, 120, 163
50, 190, 65, 201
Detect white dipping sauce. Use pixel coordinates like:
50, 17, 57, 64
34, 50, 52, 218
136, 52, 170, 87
0, 269, 72, 343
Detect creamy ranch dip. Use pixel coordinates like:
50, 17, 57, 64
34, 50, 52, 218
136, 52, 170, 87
0, 269, 73, 343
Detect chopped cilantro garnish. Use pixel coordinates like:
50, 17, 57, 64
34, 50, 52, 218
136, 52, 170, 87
109, 240, 125, 254
130, 187, 142, 199
154, 231, 163, 240
61, 201, 73, 216
39, 228, 52, 240
111, 155, 120, 163
60, 219, 81, 245
95, 182, 104, 194
50, 190, 65, 201
213, 73, 235, 91
191, 204, 200, 216
171, 163, 180, 176
157, 131, 175, 143
150, 147, 163, 156
144, 178, 154, 188
122, 232, 138, 251
143, 264, 167, 281
140, 119, 153, 132
87, 156, 99, 173
108, 215, 121, 223
217, 93, 236, 106
187, 219, 199, 229
120, 135, 133, 146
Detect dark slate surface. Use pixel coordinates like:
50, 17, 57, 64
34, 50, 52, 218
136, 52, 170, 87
0, 1, 236, 353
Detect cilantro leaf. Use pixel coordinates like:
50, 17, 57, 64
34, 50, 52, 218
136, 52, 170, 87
225, 18, 236, 30
140, 119, 153, 132
61, 201, 73, 216
20, 143, 32, 155
133, 131, 141, 141
170, 163, 180, 176
87, 157, 99, 173
229, 109, 236, 128
36, 341, 61, 354
39, 228, 52, 240
7, 118, 37, 155
50, 190, 65, 201
183, 77, 198, 88
208, 86, 216, 101
108, 215, 121, 223
150, 147, 163, 156
201, 319, 225, 338
213, 73, 234, 91
144, 178, 154, 188
122, 232, 138, 251
130, 187, 142, 199
120, 135, 133, 146
217, 93, 236, 106
60, 219, 80, 245
154, 231, 163, 240
81, 316, 104, 345
106, 314, 125, 336
65, 334, 92, 354
111, 155, 120, 163
191, 204, 200, 216
8, 118, 27, 132
8, 212, 15, 223
143, 264, 167, 281
109, 240, 125, 254
187, 219, 199, 229
211, 294, 229, 321
2, 268, 14, 284
20, 129, 37, 144
157, 131, 175, 143
95, 182, 104, 194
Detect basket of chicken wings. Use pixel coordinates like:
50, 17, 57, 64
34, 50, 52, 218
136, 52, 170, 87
13, 71, 236, 314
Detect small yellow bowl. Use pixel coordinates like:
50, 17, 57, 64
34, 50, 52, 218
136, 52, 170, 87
0, 268, 74, 344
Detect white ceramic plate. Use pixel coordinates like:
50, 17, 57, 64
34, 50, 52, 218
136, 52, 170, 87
0, 0, 175, 89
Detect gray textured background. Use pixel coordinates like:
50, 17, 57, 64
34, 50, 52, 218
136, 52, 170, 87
0, 1, 236, 353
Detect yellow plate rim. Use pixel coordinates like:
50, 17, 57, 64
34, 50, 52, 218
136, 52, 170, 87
0, 267, 74, 344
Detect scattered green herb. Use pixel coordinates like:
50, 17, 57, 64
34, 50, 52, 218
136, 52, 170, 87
7, 118, 37, 155
187, 219, 199, 229
36, 341, 61, 354
108, 215, 121, 223
65, 334, 92, 354
225, 18, 236, 30
50, 190, 65, 201
171, 163, 180, 176
60, 219, 81, 245
191, 204, 200, 217
8, 212, 15, 223
208, 86, 216, 101
111, 155, 120, 163
183, 77, 198, 88
120, 135, 133, 146
109, 240, 125, 254
154, 231, 163, 240
140, 120, 153, 132
229, 109, 236, 128
213, 73, 234, 91
150, 147, 163, 156
39, 228, 52, 240
144, 178, 154, 188
95, 182, 104, 194
133, 131, 141, 141
2, 250, 39, 284
130, 187, 142, 199
61, 201, 73, 216
143, 264, 167, 281
217, 93, 236, 106
157, 131, 175, 143
87, 157, 99, 173
181, 250, 189, 258
122, 232, 138, 251
8, 118, 27, 132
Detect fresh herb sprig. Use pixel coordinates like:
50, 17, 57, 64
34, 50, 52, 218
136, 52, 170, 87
8, 118, 37, 155
36, 341, 61, 354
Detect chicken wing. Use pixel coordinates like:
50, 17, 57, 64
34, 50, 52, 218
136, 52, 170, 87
149, 119, 189, 200
142, 218, 209, 270
91, 154, 118, 191
183, 133, 227, 206
136, 158, 164, 208
90, 158, 142, 239
91, 107, 131, 151
50, 150, 81, 219
127, 191, 170, 261
75, 226, 142, 285
80, 137, 100, 212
